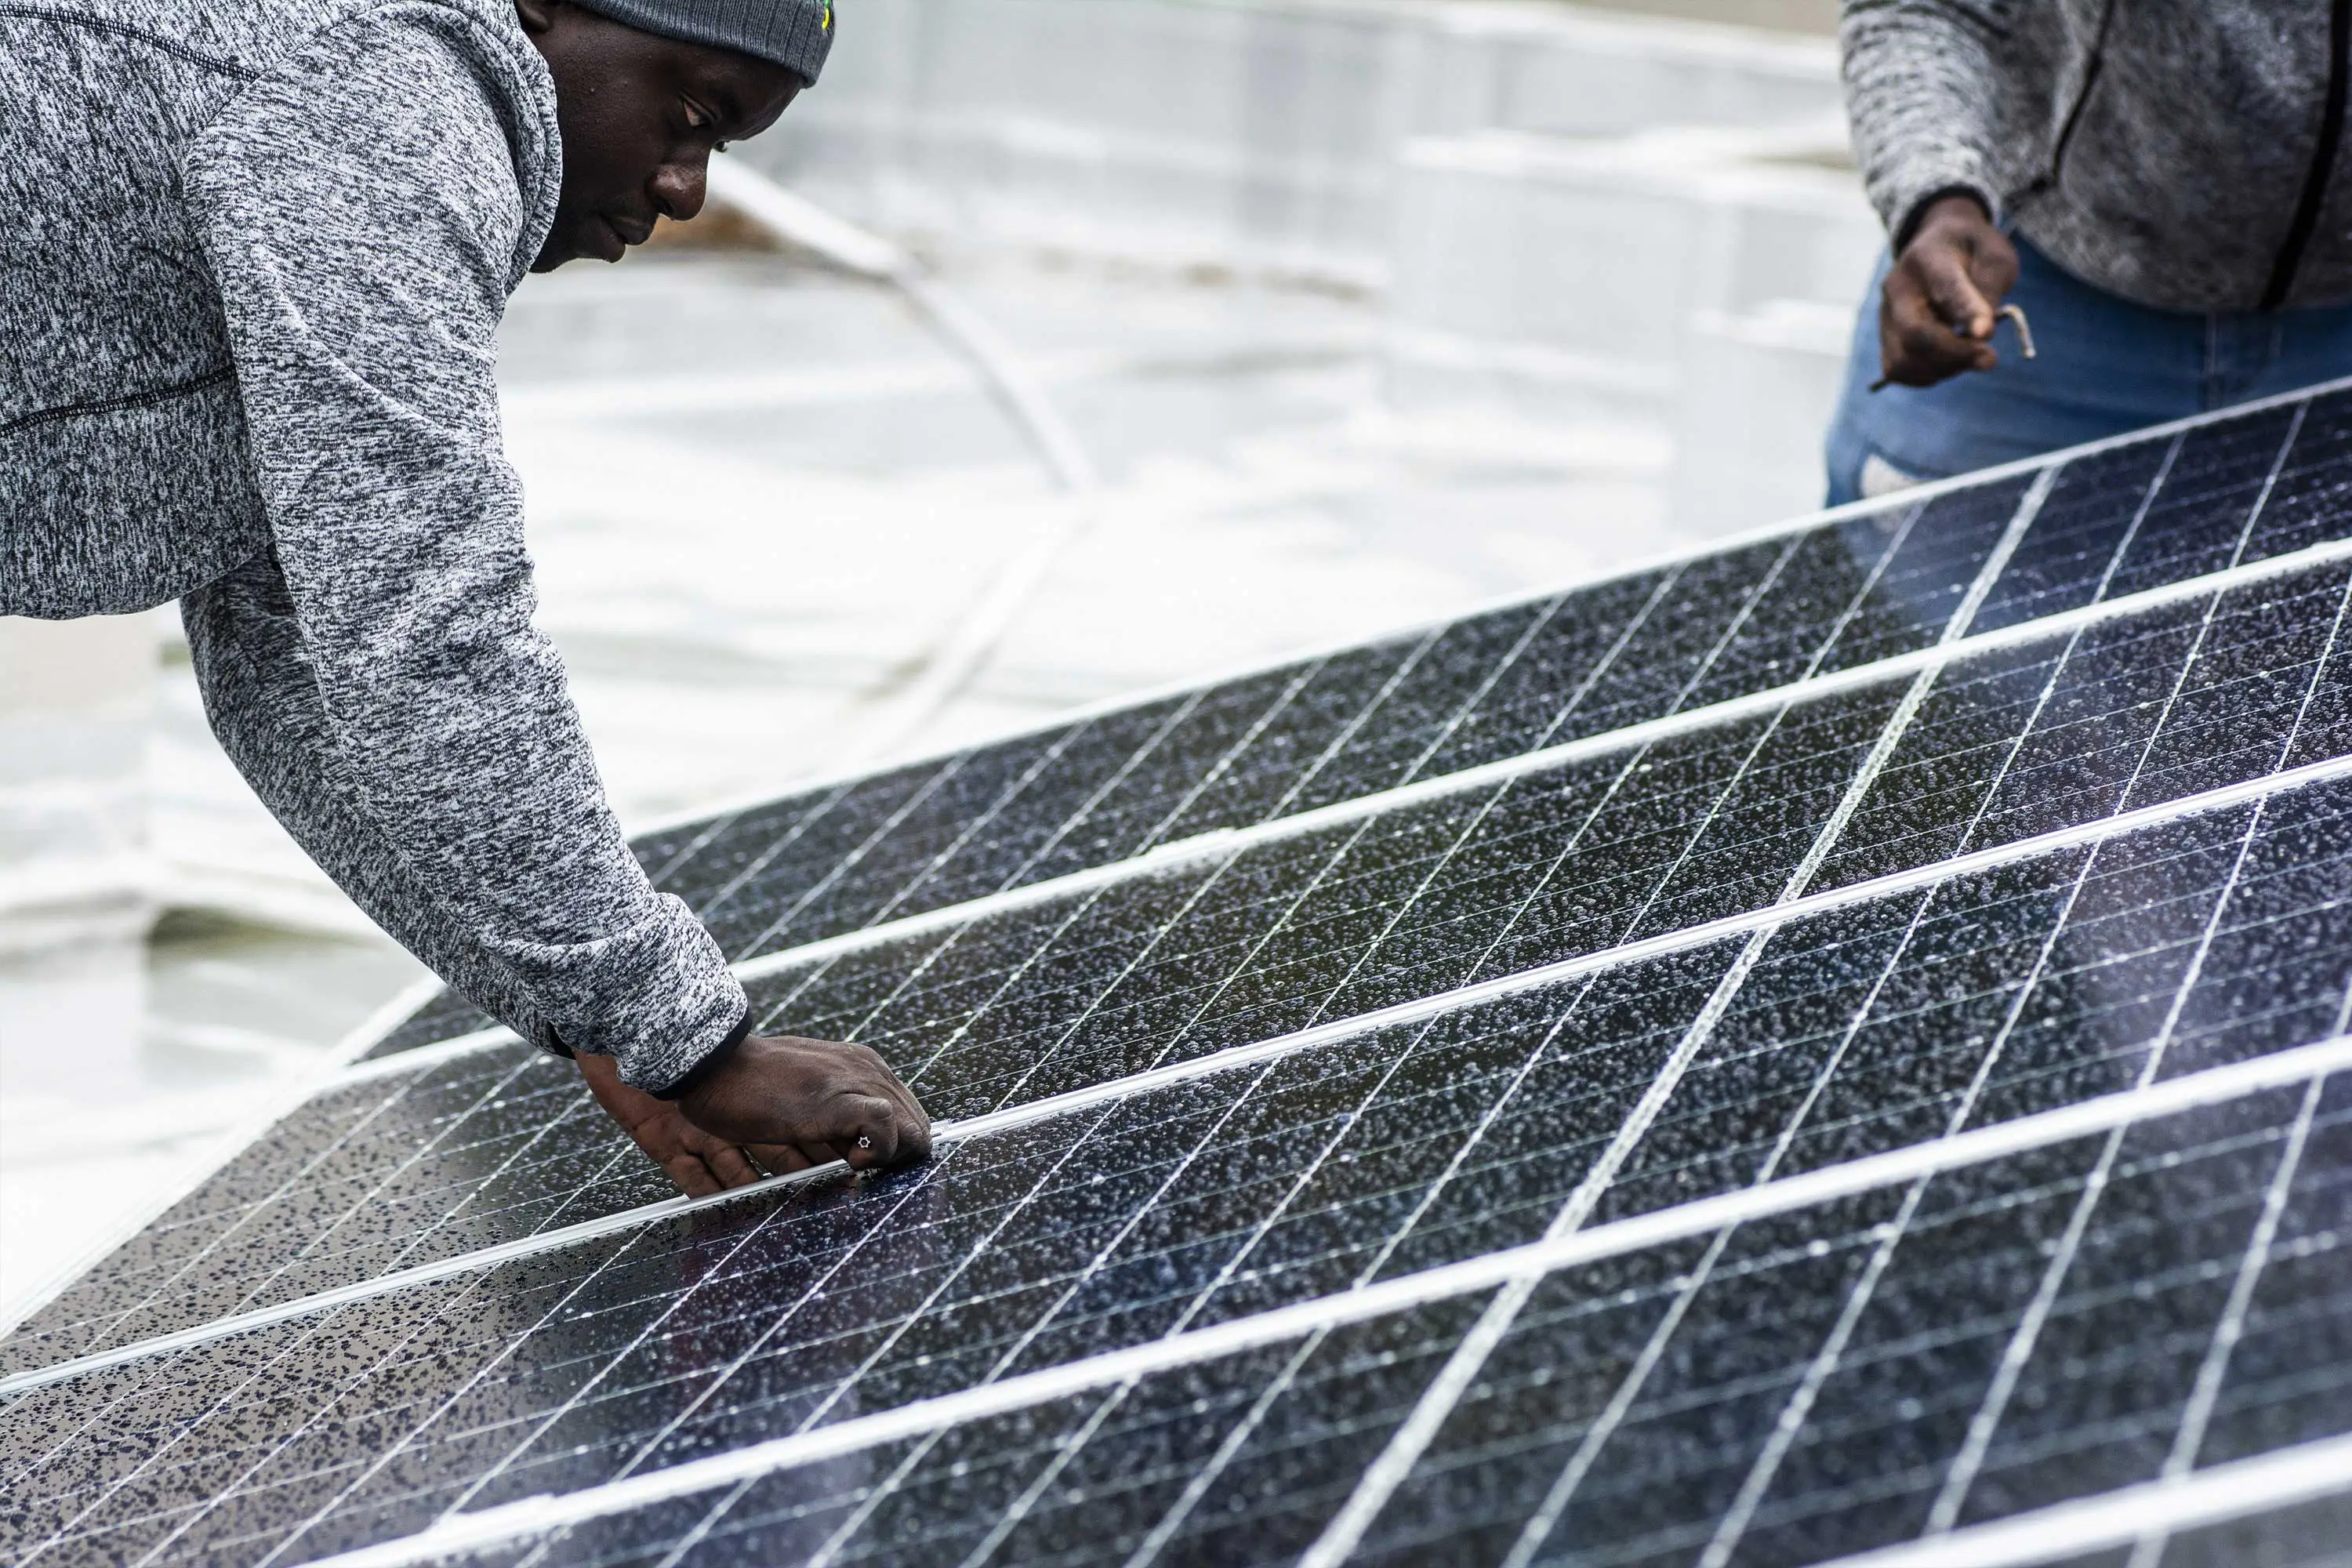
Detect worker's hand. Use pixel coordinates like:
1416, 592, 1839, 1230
1878, 194, 2020, 388
677, 1034, 933, 1176
577, 1050, 817, 1196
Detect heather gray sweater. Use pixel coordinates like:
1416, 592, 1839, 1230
0, 0, 746, 1091
1845, 0, 2352, 313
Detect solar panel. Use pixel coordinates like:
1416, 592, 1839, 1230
363, 1076, 2349, 1568
14, 557, 2347, 1379
7, 383, 2352, 1568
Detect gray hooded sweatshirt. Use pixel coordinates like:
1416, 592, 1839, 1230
1845, 0, 2352, 313
0, 0, 746, 1092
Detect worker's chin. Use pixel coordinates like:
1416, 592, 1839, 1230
528, 219, 623, 272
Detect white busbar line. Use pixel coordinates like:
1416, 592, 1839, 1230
333, 526, 2352, 1093
292, 1029, 2352, 1568
1803, 1429, 2352, 1568
12, 742, 2352, 1402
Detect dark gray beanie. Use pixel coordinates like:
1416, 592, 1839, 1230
572, 0, 833, 84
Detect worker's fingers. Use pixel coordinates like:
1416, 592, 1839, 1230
1878, 265, 1998, 387
1911, 239, 1999, 343
859, 1065, 933, 1149
676, 1035, 936, 1172
661, 1152, 724, 1198
751, 1137, 886, 1174
815, 1093, 907, 1171
1962, 220, 2021, 303
1875, 201, 2022, 390
764, 1104, 910, 1172
802, 1086, 935, 1173
1887, 260, 1994, 355
750, 1142, 818, 1175
704, 1143, 764, 1189
845, 1041, 935, 1146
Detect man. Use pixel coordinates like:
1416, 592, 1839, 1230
1827, 0, 2352, 504
0, 0, 931, 1192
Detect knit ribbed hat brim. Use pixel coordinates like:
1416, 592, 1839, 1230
573, 0, 833, 85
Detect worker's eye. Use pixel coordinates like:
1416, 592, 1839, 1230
683, 98, 713, 131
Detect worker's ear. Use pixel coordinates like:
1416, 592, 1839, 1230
514, 0, 561, 35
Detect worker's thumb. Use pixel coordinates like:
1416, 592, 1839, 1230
1918, 243, 1998, 343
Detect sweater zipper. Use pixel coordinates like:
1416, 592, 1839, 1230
2262, 0, 2352, 310
2010, 0, 2118, 216
2036, 0, 2118, 201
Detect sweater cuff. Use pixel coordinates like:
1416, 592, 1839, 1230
648, 1006, 754, 1102
1891, 183, 1998, 255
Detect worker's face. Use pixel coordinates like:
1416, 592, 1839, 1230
516, 0, 804, 270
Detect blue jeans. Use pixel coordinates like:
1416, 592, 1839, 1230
1824, 235, 2352, 506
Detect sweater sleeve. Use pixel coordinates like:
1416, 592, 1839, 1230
179, 4, 746, 1091
1841, 0, 2014, 248
180, 549, 557, 1053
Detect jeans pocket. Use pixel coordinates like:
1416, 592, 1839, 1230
1859, 450, 1932, 499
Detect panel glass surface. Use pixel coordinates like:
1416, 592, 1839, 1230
314, 1081, 2352, 1568
1345, 1082, 2352, 1568
14, 551, 2351, 1379
0, 1049, 660, 1378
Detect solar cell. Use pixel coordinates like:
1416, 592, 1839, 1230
8, 383, 2352, 1568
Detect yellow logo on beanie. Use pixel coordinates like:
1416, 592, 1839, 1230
821, 0, 830, 27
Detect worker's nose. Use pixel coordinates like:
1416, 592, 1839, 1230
652, 160, 708, 223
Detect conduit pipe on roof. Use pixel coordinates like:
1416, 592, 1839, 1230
703, 157, 1102, 767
